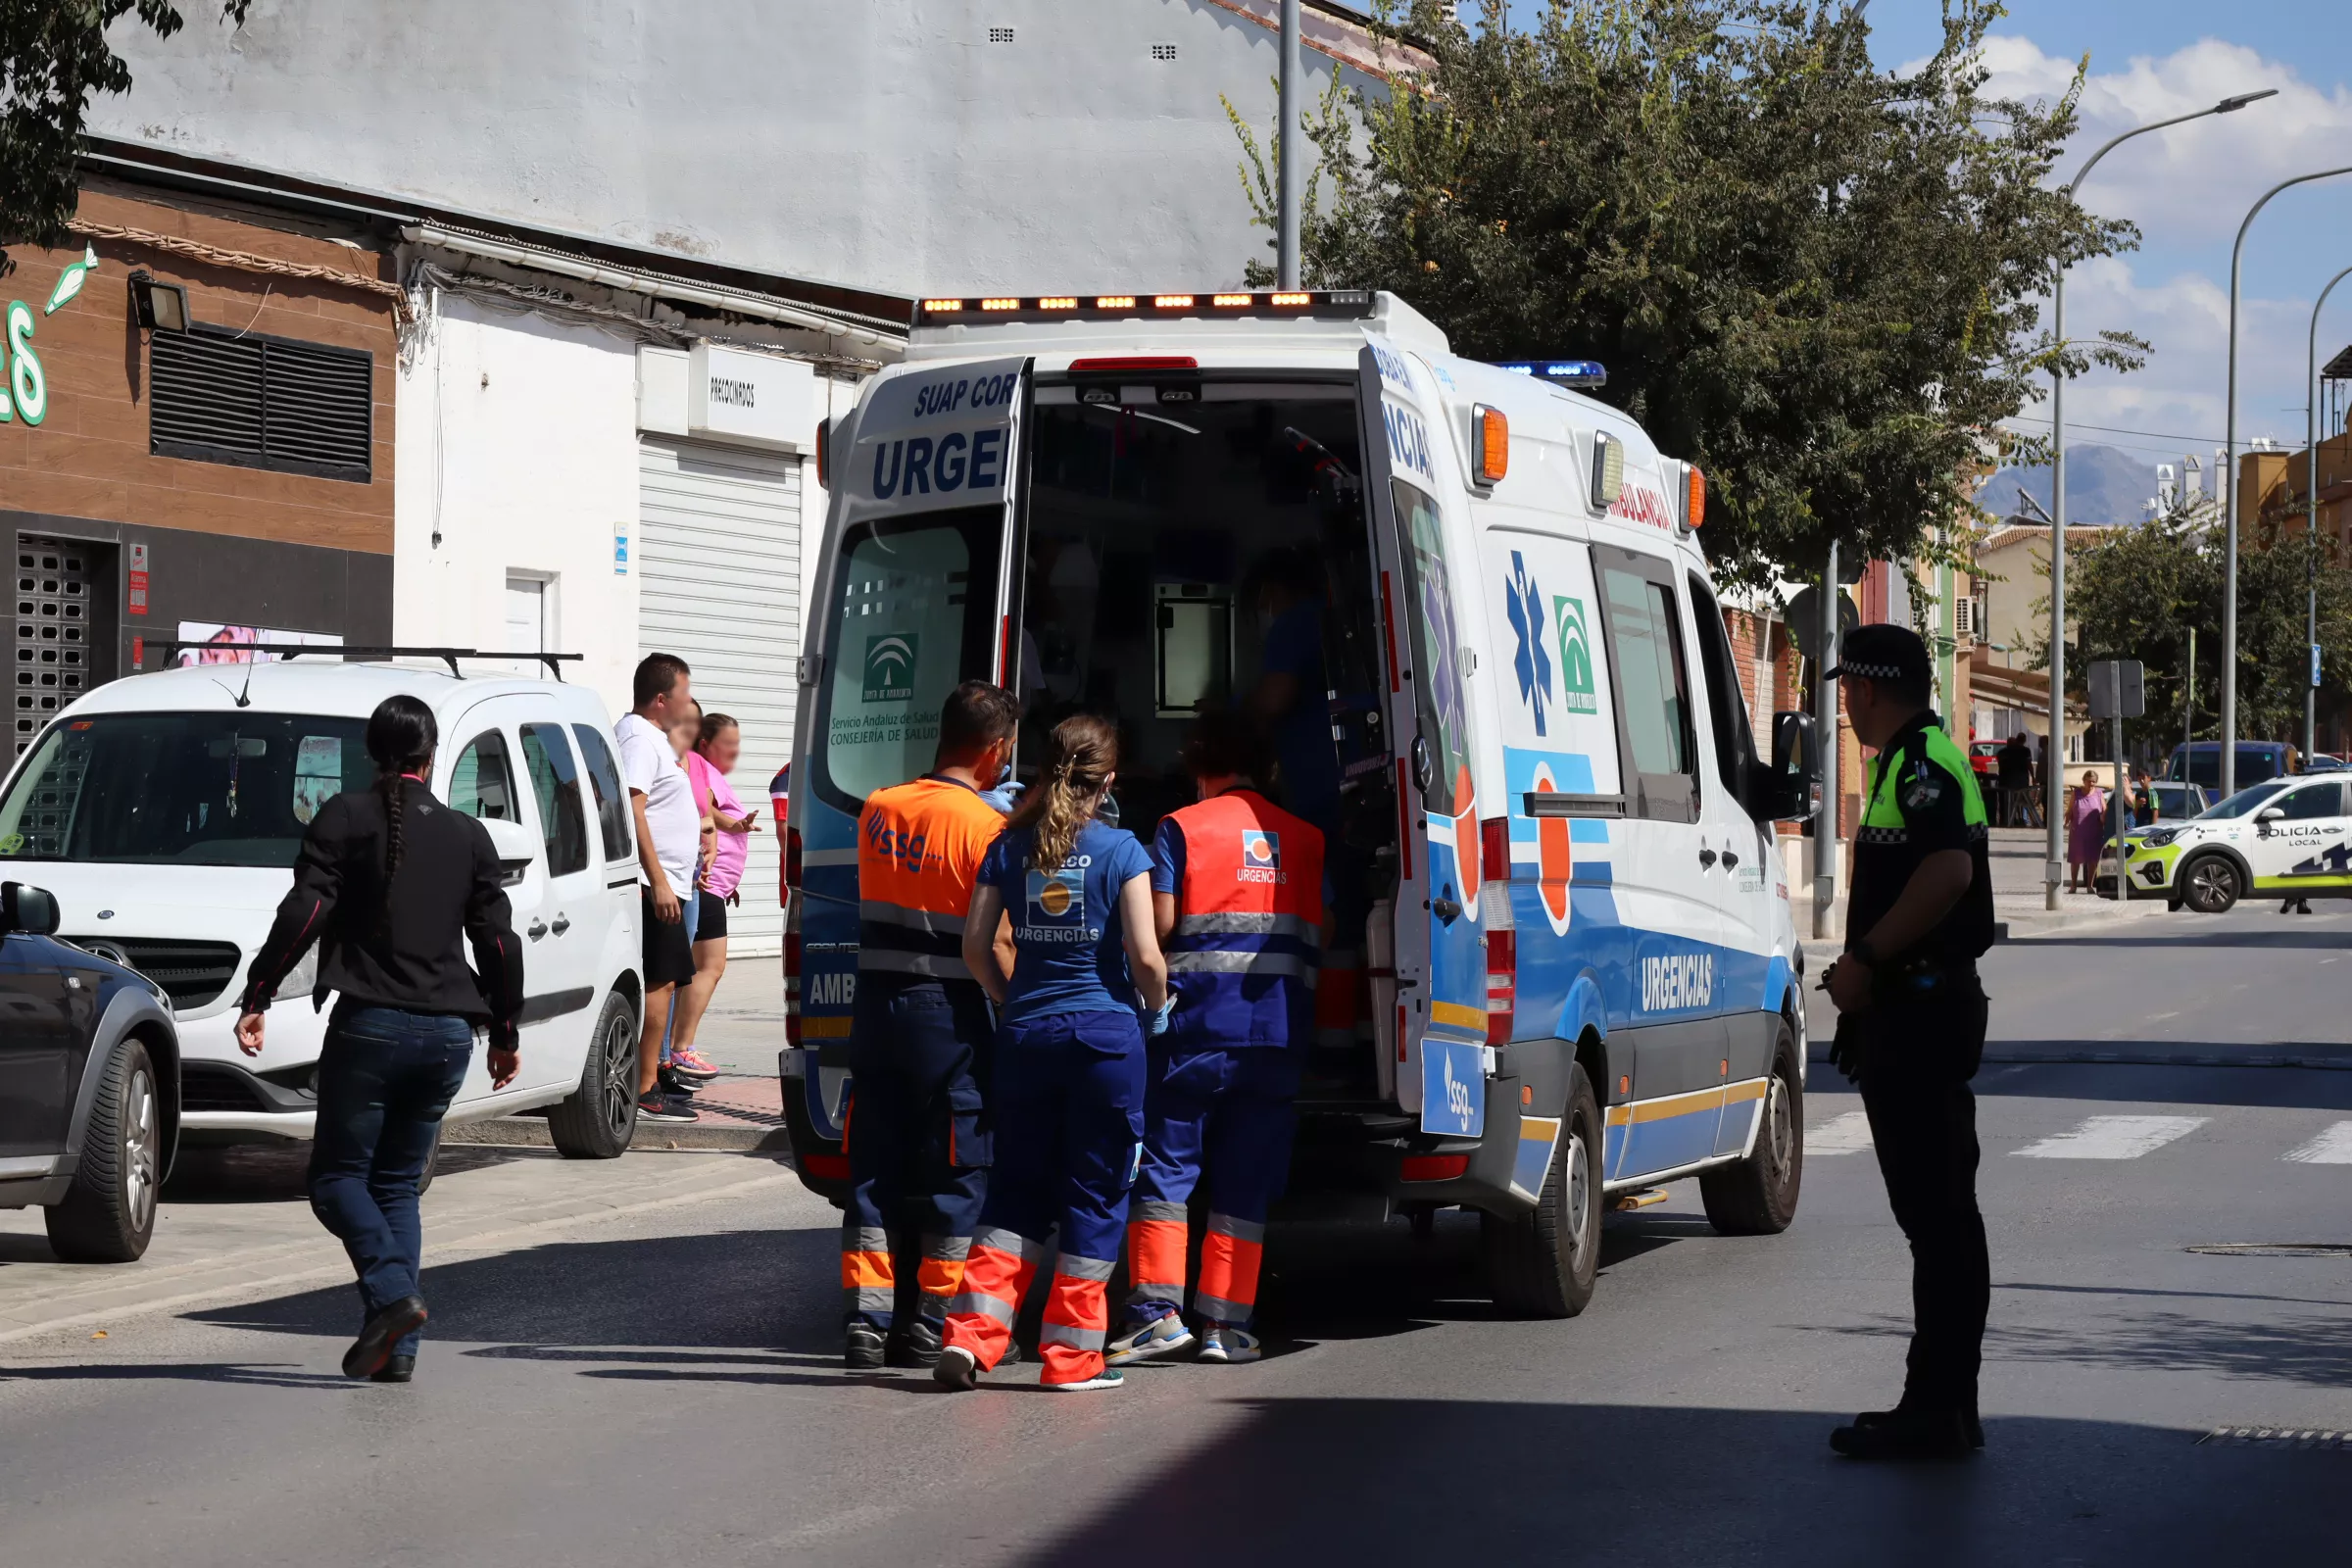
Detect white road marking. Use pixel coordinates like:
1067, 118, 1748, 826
2013, 1115, 2208, 1160
1807, 1111, 1873, 1155
2282, 1120, 2352, 1164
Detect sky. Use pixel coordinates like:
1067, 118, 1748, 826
1497, 2, 2352, 481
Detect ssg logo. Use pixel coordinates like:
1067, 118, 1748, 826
1239, 830, 1284, 884
1443, 1052, 1475, 1125
1504, 551, 1554, 734
862, 633, 917, 703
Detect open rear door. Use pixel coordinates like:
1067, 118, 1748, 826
1358, 342, 1491, 1134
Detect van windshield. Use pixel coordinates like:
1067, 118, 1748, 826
2198, 781, 2291, 820
0, 711, 374, 865
2170, 746, 2283, 789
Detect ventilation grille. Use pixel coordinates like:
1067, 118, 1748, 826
1151, 42, 1178, 60
178, 1062, 270, 1113
151, 326, 372, 483
988, 25, 1013, 42
16, 537, 90, 756
66, 936, 244, 1009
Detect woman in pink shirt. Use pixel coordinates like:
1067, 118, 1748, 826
669, 712, 760, 1073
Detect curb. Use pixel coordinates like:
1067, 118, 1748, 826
442, 1116, 791, 1155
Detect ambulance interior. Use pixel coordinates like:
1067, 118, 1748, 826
1013, 378, 1397, 1098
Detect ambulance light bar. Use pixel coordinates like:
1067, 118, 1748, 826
915, 289, 1373, 325
1494, 359, 1608, 388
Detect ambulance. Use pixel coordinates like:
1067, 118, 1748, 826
778, 290, 1822, 1317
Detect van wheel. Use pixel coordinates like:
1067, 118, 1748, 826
2180, 854, 2241, 914
45, 1039, 161, 1264
548, 993, 640, 1158
1700, 1021, 1803, 1236
1482, 1062, 1601, 1319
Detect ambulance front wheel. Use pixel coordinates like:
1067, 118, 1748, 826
1481, 1063, 1602, 1320
1698, 1020, 1802, 1236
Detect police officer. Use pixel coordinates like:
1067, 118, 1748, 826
1106, 710, 1327, 1367
842, 681, 1020, 1370
1821, 625, 1996, 1461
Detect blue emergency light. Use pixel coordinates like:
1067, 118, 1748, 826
1494, 359, 1607, 388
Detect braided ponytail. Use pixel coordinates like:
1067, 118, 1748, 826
365, 696, 438, 918
1006, 713, 1118, 872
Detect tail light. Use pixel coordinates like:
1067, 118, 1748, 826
1481, 816, 1515, 1047
1401, 1153, 1470, 1182
785, 825, 803, 891
783, 846, 804, 1049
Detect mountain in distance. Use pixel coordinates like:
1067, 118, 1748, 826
1975, 444, 2164, 525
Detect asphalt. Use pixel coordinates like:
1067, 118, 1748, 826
5, 902, 2351, 1565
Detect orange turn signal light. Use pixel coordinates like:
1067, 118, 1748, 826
1476, 405, 1508, 484
1685, 463, 1707, 528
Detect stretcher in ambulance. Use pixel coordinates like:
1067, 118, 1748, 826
779, 290, 1823, 1317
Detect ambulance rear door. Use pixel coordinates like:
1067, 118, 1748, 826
788, 357, 1031, 1142
1358, 341, 1491, 1134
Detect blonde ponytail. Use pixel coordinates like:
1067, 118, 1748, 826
1007, 713, 1119, 872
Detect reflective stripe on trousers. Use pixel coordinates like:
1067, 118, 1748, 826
841, 1224, 894, 1317
1041, 1258, 1117, 1380
1197, 1211, 1266, 1326
1125, 1199, 1189, 1308
943, 1228, 1057, 1372
1164, 950, 1318, 987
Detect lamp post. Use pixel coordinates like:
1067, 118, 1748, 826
2223, 164, 2352, 798
2304, 263, 2352, 763
2045, 90, 2276, 908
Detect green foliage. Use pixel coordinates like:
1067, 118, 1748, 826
0, 1, 248, 276
2060, 518, 2352, 749
1236, 0, 2143, 589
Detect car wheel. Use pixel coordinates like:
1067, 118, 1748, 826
1699, 1019, 1803, 1236
45, 1038, 162, 1264
1481, 1061, 1602, 1319
547, 991, 640, 1158
2181, 854, 2241, 914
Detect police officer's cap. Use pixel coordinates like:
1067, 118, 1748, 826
1826, 623, 1932, 688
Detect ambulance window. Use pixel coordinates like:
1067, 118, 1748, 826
1390, 478, 1471, 816
1597, 557, 1697, 821
812, 506, 1005, 813
1687, 573, 1757, 801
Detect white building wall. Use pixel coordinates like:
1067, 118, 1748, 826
394, 296, 642, 716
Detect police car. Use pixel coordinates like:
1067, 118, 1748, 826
779, 291, 1821, 1318
2105, 773, 2352, 912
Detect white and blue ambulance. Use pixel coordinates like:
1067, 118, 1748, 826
779, 290, 1822, 1317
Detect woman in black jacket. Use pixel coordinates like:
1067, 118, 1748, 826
234, 695, 523, 1384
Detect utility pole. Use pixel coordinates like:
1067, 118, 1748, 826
2306, 263, 2352, 766
1278, 0, 1303, 290
1813, 542, 1840, 941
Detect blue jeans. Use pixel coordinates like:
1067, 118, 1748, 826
308, 1005, 474, 1357
660, 890, 704, 1064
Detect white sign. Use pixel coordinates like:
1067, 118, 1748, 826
689, 343, 811, 450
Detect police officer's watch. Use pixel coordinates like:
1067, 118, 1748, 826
1848, 939, 1878, 969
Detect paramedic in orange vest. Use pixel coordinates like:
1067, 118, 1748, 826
1108, 710, 1328, 1366
842, 680, 1019, 1371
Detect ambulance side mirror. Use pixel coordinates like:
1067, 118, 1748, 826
1753, 711, 1822, 823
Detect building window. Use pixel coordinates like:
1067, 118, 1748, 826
149, 325, 373, 483
1151, 42, 1178, 60
988, 25, 1014, 42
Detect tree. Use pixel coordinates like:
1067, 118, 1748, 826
1237, 0, 2141, 590
0, 1, 247, 277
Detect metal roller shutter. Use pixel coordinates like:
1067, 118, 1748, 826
638, 437, 802, 956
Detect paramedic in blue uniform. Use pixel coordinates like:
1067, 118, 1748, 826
936, 713, 1170, 1394
1107, 710, 1327, 1368
1821, 624, 1996, 1461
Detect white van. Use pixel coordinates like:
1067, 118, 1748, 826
779, 291, 1822, 1316
0, 658, 646, 1156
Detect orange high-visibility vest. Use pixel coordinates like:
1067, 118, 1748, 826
857, 776, 1004, 985
1161, 789, 1323, 1047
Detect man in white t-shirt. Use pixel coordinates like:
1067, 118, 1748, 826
616, 652, 703, 1124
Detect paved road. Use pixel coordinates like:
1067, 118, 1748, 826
5, 903, 2350, 1565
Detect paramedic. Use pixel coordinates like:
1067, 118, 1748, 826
842, 681, 1020, 1370
1109, 710, 1326, 1367
936, 714, 1169, 1394
1821, 624, 1996, 1462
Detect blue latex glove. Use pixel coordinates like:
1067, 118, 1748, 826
1148, 998, 1177, 1037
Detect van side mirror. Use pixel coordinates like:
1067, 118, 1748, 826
1750, 711, 1822, 823
2, 881, 61, 936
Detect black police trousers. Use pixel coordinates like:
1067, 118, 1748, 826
1855, 974, 1990, 1414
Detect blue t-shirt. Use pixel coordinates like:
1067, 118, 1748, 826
980, 817, 1154, 1022
1263, 601, 1341, 830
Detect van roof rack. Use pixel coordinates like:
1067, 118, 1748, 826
143, 643, 584, 681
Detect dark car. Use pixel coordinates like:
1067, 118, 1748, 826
0, 881, 180, 1262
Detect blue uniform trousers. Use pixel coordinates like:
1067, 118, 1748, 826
841, 975, 995, 1330
1127, 1045, 1300, 1325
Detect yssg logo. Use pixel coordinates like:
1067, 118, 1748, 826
861, 633, 918, 703
1505, 551, 1553, 734
1552, 596, 1598, 714
1443, 1050, 1476, 1125
1239, 830, 1282, 883
1641, 953, 1713, 1012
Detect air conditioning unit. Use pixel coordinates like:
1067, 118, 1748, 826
1955, 598, 1976, 639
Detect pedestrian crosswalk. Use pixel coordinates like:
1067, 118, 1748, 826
1800, 1111, 2352, 1163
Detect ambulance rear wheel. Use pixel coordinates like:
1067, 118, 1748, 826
1699, 1021, 1801, 1236
1482, 1063, 1601, 1319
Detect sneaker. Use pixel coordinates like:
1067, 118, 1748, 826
933, 1345, 978, 1392
656, 1065, 700, 1099
1044, 1366, 1124, 1393
887, 1316, 945, 1369
1105, 1313, 1196, 1366
844, 1322, 887, 1370
669, 1050, 721, 1081
1855, 1404, 1984, 1449
1830, 1407, 1972, 1461
1196, 1323, 1261, 1364
637, 1092, 698, 1124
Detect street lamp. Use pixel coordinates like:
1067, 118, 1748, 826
2306, 263, 2352, 762
2223, 163, 2352, 797
2045, 89, 2276, 909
